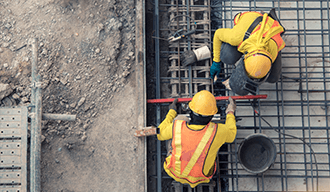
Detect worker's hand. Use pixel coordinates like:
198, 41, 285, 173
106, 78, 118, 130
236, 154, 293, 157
169, 98, 178, 111
181, 50, 197, 67
225, 97, 236, 114
181, 46, 211, 67
210, 61, 222, 80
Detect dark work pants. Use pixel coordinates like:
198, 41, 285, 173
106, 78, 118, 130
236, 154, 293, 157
219, 42, 282, 83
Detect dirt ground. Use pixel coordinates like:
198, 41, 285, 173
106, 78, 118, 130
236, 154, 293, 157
0, 0, 145, 191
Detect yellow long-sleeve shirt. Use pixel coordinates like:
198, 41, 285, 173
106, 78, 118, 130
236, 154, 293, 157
157, 109, 237, 181
213, 12, 282, 63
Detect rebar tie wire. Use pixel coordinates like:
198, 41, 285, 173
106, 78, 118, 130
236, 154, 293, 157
249, 100, 319, 192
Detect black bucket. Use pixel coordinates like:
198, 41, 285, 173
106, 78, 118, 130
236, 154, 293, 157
238, 133, 277, 174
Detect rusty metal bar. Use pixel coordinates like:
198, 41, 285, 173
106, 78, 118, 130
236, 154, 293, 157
30, 38, 42, 192
42, 113, 76, 121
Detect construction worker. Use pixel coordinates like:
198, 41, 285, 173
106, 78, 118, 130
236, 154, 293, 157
210, 9, 286, 95
157, 90, 237, 188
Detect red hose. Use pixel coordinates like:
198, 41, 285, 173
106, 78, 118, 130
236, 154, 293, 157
147, 94, 267, 104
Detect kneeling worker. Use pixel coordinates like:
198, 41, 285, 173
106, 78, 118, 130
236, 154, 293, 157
157, 90, 237, 188
210, 9, 286, 95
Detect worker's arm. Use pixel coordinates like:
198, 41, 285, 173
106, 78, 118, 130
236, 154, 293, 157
157, 109, 177, 141
224, 112, 237, 143
213, 12, 262, 62
213, 27, 245, 62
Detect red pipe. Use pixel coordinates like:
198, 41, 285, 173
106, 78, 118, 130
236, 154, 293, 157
147, 94, 267, 104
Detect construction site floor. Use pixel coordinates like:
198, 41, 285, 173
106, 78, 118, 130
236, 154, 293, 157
0, 0, 146, 191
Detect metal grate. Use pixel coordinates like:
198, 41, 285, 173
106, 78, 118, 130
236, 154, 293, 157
0, 107, 28, 192
167, 0, 212, 97
215, 0, 330, 191
148, 0, 330, 191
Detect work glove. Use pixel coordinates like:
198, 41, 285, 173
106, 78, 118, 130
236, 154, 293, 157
169, 98, 178, 111
181, 46, 211, 67
222, 79, 232, 90
210, 61, 222, 80
225, 97, 236, 114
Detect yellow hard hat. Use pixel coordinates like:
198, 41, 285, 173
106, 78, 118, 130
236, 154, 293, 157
188, 90, 218, 116
244, 50, 273, 79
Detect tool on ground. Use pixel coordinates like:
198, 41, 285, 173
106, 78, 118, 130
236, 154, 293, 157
147, 94, 267, 104
168, 29, 196, 42
134, 126, 158, 137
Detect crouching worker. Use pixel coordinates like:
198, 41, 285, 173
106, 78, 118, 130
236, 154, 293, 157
210, 9, 286, 95
157, 90, 237, 188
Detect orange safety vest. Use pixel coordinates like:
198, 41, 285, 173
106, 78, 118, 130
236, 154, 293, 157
165, 120, 217, 186
237, 12, 285, 52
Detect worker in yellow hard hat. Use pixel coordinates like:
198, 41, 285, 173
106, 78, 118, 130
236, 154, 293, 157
157, 90, 237, 188
210, 9, 286, 95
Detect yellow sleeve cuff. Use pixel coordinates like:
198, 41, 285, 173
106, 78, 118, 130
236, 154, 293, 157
157, 109, 177, 140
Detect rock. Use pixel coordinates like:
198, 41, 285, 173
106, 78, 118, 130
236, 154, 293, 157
41, 135, 46, 143
21, 97, 29, 103
4, 23, 11, 29
12, 93, 19, 99
2, 97, 13, 106
109, 18, 123, 31
122, 70, 130, 77
91, 112, 97, 117
95, 48, 101, 54
97, 23, 104, 32
0, 83, 13, 100
70, 102, 76, 108
60, 78, 67, 85
2, 42, 10, 48
83, 124, 89, 130
81, 132, 87, 141
23, 57, 29, 62
77, 97, 86, 107
128, 52, 134, 57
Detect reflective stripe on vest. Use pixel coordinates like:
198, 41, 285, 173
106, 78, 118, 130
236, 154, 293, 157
168, 120, 217, 182
181, 122, 215, 176
174, 120, 182, 172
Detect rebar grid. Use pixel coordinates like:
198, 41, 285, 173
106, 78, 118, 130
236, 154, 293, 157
216, 1, 330, 191
149, 0, 330, 192
167, 0, 212, 97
